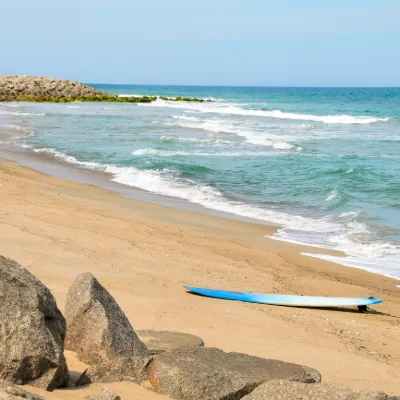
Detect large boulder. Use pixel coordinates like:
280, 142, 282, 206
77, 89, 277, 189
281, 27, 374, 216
148, 347, 319, 400
0, 380, 46, 400
0, 256, 69, 390
65, 273, 149, 366
240, 380, 393, 400
137, 330, 204, 355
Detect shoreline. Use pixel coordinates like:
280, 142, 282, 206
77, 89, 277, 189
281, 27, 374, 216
2, 136, 400, 282
1, 154, 400, 397
0, 141, 284, 227
2, 89, 399, 282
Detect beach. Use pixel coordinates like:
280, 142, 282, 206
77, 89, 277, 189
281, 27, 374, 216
2, 0, 400, 397
1, 156, 399, 398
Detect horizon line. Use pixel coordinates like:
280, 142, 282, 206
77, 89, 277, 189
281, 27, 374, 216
87, 83, 400, 89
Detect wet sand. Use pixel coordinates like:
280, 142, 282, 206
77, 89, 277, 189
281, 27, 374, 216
0, 157, 399, 398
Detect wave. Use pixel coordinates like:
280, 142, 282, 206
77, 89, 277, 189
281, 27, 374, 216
269, 223, 400, 280
0, 110, 46, 117
131, 148, 277, 157
325, 189, 340, 202
7, 124, 25, 131
5, 124, 34, 136
2, 103, 21, 108
168, 116, 304, 151
141, 98, 390, 125
159, 135, 231, 145
301, 249, 400, 280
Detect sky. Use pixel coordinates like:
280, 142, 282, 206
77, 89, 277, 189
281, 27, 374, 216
1, 0, 399, 86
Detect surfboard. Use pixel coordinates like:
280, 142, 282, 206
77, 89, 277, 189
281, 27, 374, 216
184, 286, 383, 309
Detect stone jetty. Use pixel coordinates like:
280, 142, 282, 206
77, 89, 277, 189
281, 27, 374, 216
0, 76, 116, 102
0, 76, 207, 103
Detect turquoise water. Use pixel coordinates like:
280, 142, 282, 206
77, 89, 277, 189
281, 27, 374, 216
1, 86, 399, 279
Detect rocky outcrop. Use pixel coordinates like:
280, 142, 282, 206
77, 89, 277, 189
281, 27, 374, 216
0, 76, 210, 103
137, 330, 204, 355
240, 380, 393, 400
148, 347, 319, 400
0, 256, 69, 390
0, 380, 46, 400
84, 387, 121, 400
0, 76, 116, 101
65, 273, 149, 366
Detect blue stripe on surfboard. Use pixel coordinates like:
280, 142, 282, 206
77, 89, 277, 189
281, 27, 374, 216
184, 286, 383, 307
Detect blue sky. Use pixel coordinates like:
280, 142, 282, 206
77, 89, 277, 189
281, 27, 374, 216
1, 0, 399, 86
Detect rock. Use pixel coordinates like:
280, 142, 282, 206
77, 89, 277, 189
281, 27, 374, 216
0, 76, 209, 103
241, 380, 391, 400
0, 256, 69, 390
0, 380, 47, 399
148, 347, 318, 400
84, 387, 121, 400
0, 76, 115, 101
137, 330, 204, 355
65, 273, 149, 366
75, 356, 153, 385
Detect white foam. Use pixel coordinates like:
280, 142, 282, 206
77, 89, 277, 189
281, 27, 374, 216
131, 148, 276, 157
168, 116, 304, 151
269, 212, 400, 279
7, 124, 25, 131
325, 189, 339, 202
301, 252, 400, 280
0, 110, 46, 117
2, 103, 21, 108
140, 99, 390, 125
159, 135, 230, 145
30, 147, 102, 169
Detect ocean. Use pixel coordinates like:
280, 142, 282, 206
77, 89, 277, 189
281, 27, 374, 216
1, 85, 399, 279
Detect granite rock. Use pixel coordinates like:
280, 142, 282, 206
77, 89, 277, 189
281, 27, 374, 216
65, 273, 149, 366
0, 256, 69, 390
148, 347, 319, 400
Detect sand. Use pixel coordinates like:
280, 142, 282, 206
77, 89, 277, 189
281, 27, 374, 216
0, 157, 399, 399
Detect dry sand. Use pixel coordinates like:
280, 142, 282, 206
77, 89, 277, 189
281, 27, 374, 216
0, 157, 399, 399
